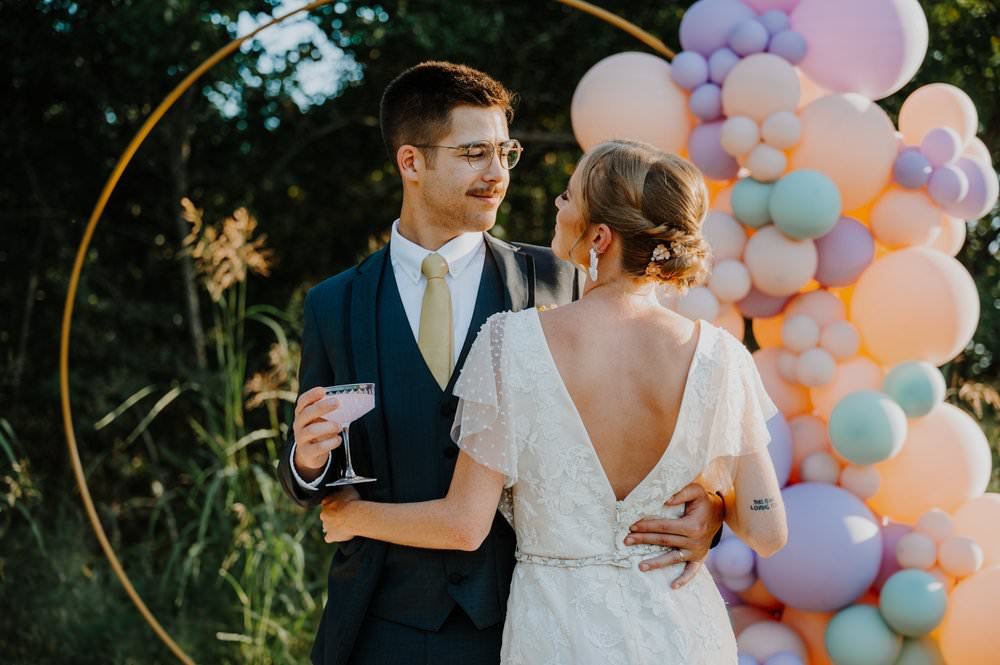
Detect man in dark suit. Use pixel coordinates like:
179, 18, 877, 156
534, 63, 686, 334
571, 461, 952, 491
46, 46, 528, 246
278, 61, 726, 665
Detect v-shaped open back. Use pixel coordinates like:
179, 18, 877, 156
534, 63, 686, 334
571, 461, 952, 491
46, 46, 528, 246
533, 309, 705, 504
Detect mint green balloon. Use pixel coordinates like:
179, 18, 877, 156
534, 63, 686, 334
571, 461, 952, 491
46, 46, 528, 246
895, 638, 946, 665
883, 362, 946, 418
825, 605, 902, 665
732, 177, 773, 228
828, 390, 908, 465
769, 169, 842, 239
879, 570, 947, 637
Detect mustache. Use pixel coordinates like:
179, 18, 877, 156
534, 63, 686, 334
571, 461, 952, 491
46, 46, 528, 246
467, 188, 505, 197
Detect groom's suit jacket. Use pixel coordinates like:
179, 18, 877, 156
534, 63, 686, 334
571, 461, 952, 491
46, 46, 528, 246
277, 233, 580, 665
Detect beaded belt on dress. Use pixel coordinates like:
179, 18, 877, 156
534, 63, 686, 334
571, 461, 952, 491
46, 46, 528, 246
515, 545, 672, 569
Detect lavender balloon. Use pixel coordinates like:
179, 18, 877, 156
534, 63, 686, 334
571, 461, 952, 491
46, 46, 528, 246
680, 0, 755, 55
690, 82, 724, 120
767, 29, 808, 65
813, 217, 875, 287
874, 521, 913, 591
729, 18, 770, 56
737, 287, 792, 318
920, 127, 962, 167
945, 156, 1000, 219
893, 147, 933, 189
764, 653, 805, 665
688, 121, 740, 180
672, 51, 710, 91
928, 163, 969, 207
767, 412, 793, 487
709, 47, 742, 84
756, 483, 883, 612
758, 9, 790, 35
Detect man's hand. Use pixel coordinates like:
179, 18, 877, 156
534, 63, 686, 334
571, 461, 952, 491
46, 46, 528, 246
293, 386, 343, 482
321, 487, 361, 543
624, 482, 725, 589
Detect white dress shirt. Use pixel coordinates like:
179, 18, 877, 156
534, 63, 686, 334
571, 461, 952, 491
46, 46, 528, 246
291, 219, 488, 489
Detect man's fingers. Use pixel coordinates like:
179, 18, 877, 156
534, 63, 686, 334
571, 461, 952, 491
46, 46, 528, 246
299, 421, 343, 446
671, 561, 702, 589
626, 531, 693, 550
295, 386, 328, 416
630, 518, 696, 538
298, 397, 341, 431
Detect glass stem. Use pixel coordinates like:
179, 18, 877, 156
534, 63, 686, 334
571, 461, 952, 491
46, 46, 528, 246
341, 426, 356, 478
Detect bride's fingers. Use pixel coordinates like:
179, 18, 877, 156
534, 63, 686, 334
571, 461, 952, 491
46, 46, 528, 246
636, 547, 688, 572
671, 561, 702, 589
625, 530, 692, 550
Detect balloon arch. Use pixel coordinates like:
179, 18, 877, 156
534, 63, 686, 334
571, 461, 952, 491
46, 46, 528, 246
62, 1, 998, 663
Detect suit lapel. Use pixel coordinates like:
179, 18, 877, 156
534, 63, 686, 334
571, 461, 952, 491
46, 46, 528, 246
349, 247, 392, 498
485, 233, 530, 312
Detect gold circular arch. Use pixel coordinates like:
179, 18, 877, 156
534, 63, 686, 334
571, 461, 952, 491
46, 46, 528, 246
58, 1, 671, 662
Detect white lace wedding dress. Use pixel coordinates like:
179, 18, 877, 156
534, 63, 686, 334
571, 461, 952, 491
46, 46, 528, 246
452, 308, 777, 665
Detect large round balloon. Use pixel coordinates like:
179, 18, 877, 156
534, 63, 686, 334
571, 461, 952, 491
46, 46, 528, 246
939, 567, 1000, 665
755, 348, 813, 418
895, 639, 946, 665
757, 483, 882, 612
828, 390, 908, 465
813, 217, 875, 287
870, 188, 945, 249
571, 52, 691, 154
744, 226, 818, 296
849, 248, 979, 367
952, 493, 1000, 568
680, 0, 756, 56
825, 605, 902, 665
722, 53, 801, 123
898, 83, 979, 147
869, 403, 992, 523
791, 0, 928, 100
879, 569, 948, 637
790, 93, 899, 211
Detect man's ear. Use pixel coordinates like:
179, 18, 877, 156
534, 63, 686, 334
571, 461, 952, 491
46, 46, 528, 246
397, 145, 423, 183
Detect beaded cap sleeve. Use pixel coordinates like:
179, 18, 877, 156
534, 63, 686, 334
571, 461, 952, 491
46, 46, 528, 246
450, 312, 520, 488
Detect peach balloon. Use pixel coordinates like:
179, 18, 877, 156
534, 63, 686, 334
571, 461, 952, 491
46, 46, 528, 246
789, 414, 831, 469
729, 606, 775, 637
796, 348, 836, 387
795, 68, 827, 110
744, 226, 818, 296
755, 348, 813, 418
676, 285, 721, 321
722, 53, 801, 123
571, 52, 691, 154
821, 320, 861, 360
897, 531, 938, 570
738, 621, 808, 662
939, 567, 1000, 665
746, 143, 788, 182
781, 607, 834, 665
703, 211, 747, 262
801, 451, 841, 484
870, 403, 992, 524
952, 493, 1000, 567
963, 136, 993, 167
782, 314, 821, 352
785, 289, 846, 328
928, 216, 966, 257
777, 350, 800, 383
809, 356, 883, 421
870, 188, 945, 249
899, 83, 979, 147
752, 315, 785, 349
850, 248, 980, 367
937, 536, 984, 579
739, 578, 785, 611
709, 260, 753, 303
914, 509, 955, 544
790, 93, 898, 211
715, 303, 747, 341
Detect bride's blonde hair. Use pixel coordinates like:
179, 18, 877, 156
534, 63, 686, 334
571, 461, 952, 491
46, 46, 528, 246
575, 140, 711, 292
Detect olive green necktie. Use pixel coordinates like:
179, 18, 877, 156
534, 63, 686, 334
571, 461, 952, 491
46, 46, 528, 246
418, 253, 453, 389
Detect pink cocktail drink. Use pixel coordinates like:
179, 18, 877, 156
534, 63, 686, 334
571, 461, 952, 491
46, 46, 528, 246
322, 383, 377, 486
322, 391, 375, 426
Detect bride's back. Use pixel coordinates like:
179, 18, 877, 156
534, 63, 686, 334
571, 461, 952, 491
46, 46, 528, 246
539, 300, 700, 501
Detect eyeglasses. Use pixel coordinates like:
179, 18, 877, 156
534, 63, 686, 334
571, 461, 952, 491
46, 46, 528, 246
412, 139, 524, 170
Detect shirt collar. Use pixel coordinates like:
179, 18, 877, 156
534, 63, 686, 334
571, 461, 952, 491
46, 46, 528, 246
390, 219, 485, 284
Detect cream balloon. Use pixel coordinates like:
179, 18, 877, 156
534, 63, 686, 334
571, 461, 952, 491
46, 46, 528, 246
914, 509, 955, 544
777, 349, 800, 383
899, 83, 979, 147
738, 620, 809, 662
870, 187, 946, 249
746, 144, 788, 182
820, 321, 861, 360
801, 451, 841, 484
721, 53, 801, 123
798, 348, 837, 387
789, 414, 831, 470
850, 248, 980, 367
785, 289, 846, 328
761, 111, 802, 150
809, 356, 883, 422
896, 531, 937, 570
571, 52, 691, 154
928, 216, 967, 257
952, 493, 1000, 567
839, 465, 881, 500
720, 116, 761, 158
791, 93, 899, 211
962, 136, 993, 166
795, 68, 827, 109
676, 285, 721, 322
870, 403, 992, 523
709, 260, 753, 303
782, 314, 821, 352
937, 536, 984, 579
744, 226, 818, 296
703, 211, 747, 262
755, 348, 813, 418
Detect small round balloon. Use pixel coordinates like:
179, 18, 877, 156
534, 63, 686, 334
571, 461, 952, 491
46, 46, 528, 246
828, 390, 908, 465
882, 361, 946, 418
769, 169, 842, 239
953, 493, 1000, 568
680, 0, 756, 56
824, 604, 902, 665
703, 211, 748, 262
744, 226, 818, 296
722, 53, 801, 123
813, 217, 874, 287
879, 569, 948, 637
732, 178, 774, 228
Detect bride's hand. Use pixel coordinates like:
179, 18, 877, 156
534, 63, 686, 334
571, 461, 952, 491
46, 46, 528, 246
321, 487, 361, 543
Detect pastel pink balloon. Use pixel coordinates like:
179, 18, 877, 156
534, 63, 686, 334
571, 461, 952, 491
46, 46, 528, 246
871, 403, 992, 523
914, 509, 955, 544
796, 348, 836, 387
839, 465, 881, 500
795, 68, 827, 109
744, 225, 818, 296
821, 321, 861, 360
722, 53, 801, 123
746, 144, 788, 182
755, 348, 813, 418
782, 314, 821, 352
928, 215, 967, 257
962, 136, 993, 167
571, 52, 691, 154
850, 248, 980, 366
790, 0, 928, 100
715, 303, 747, 341
709, 259, 753, 302
897, 531, 937, 570
875, 522, 913, 590
940, 568, 1000, 665
870, 187, 946, 249
938, 536, 984, 579
946, 157, 1000, 220
899, 83, 979, 147
785, 289, 846, 328
809, 356, 883, 421
743, 0, 801, 11
953, 494, 1000, 568
721, 116, 761, 158
738, 287, 793, 319
703, 211, 748, 262
791, 93, 898, 210
789, 414, 831, 471
738, 621, 809, 662
761, 111, 802, 150
777, 349, 800, 382
676, 285, 721, 321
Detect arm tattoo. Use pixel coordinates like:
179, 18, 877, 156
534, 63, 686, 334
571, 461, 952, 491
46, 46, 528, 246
750, 498, 776, 512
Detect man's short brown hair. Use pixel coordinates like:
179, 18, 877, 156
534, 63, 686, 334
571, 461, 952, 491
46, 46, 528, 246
379, 61, 515, 165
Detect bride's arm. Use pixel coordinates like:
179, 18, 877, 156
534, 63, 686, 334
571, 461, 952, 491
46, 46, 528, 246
320, 452, 507, 551
722, 449, 788, 558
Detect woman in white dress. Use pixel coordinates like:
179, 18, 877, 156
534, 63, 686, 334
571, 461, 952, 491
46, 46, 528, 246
320, 139, 788, 664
